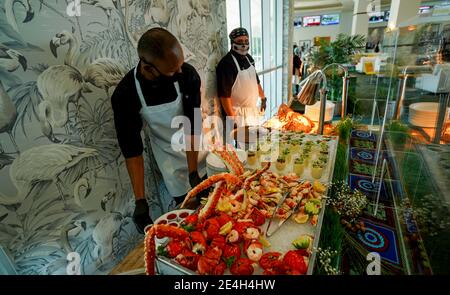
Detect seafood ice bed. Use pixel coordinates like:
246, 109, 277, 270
248, 133, 338, 274
151, 132, 338, 275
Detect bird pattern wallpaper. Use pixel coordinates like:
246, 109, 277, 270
0, 0, 227, 275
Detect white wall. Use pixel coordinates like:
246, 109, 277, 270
340, 11, 353, 35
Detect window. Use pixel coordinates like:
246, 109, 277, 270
226, 0, 241, 49
251, 0, 263, 72
226, 0, 284, 119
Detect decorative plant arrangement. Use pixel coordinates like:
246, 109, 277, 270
314, 247, 339, 275
334, 117, 354, 142
331, 117, 355, 182
352, 161, 382, 176
327, 181, 368, 232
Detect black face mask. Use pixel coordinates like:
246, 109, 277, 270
141, 58, 179, 84
155, 72, 179, 84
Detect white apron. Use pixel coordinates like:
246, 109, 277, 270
134, 67, 206, 197
230, 54, 263, 127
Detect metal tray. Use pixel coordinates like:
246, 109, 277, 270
156, 134, 339, 275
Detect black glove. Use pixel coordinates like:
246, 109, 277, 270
189, 171, 202, 189
261, 97, 267, 112
133, 199, 152, 234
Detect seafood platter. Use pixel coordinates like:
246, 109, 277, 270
144, 131, 338, 275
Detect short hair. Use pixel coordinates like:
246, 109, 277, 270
137, 28, 179, 60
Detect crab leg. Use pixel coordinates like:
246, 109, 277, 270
237, 163, 271, 218
213, 149, 241, 175
198, 181, 226, 222
244, 162, 271, 190
180, 173, 242, 208
144, 225, 189, 275
226, 144, 244, 175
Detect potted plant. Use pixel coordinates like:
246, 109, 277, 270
310, 34, 366, 109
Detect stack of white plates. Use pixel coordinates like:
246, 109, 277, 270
408, 102, 449, 128
305, 101, 335, 122
206, 149, 247, 177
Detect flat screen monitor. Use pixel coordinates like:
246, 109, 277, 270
368, 11, 385, 23
418, 6, 433, 15
321, 14, 340, 25
303, 16, 321, 27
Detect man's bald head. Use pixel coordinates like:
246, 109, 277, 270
137, 28, 184, 80
137, 28, 183, 62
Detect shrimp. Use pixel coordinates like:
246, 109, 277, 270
243, 227, 260, 240
230, 200, 242, 213
246, 241, 263, 262
226, 229, 240, 243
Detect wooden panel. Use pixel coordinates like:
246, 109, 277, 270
109, 241, 145, 275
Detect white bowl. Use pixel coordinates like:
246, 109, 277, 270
152, 209, 194, 245
305, 101, 335, 122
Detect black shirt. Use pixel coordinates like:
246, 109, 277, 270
216, 50, 260, 98
111, 62, 201, 159
293, 55, 302, 75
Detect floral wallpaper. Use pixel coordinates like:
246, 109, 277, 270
0, 0, 227, 275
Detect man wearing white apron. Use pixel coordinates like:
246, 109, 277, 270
111, 28, 206, 233
216, 28, 267, 143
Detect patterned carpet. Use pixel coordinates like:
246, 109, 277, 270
341, 130, 406, 275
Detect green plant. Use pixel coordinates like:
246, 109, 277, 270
386, 120, 410, 147
352, 161, 382, 175
353, 140, 375, 149
315, 208, 344, 275
311, 34, 366, 70
335, 117, 354, 142
332, 142, 348, 183
311, 34, 366, 102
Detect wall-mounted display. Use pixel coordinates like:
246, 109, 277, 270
303, 16, 321, 27
369, 11, 385, 23
418, 5, 433, 16
321, 14, 340, 26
